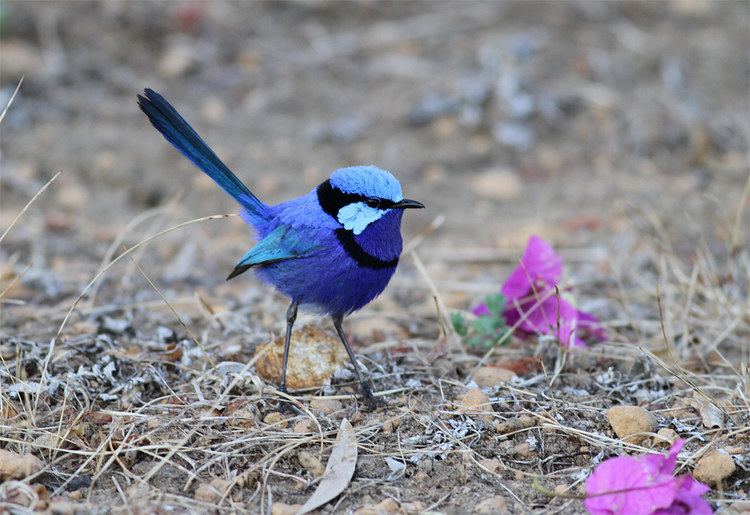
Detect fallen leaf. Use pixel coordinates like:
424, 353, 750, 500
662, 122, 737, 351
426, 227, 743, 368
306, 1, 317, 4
685, 396, 723, 429
298, 418, 357, 514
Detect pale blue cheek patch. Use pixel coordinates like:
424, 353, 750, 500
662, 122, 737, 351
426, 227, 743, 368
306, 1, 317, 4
337, 202, 386, 235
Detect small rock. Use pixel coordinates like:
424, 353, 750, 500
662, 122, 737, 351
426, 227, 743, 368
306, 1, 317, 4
228, 409, 256, 429
402, 501, 426, 512
0, 450, 43, 480
474, 495, 508, 514
309, 398, 343, 415
158, 37, 196, 78
382, 418, 400, 434
293, 419, 315, 433
354, 498, 403, 515
478, 458, 502, 473
271, 502, 304, 515
693, 450, 736, 485
494, 416, 536, 434
509, 441, 535, 458
263, 412, 288, 428
413, 470, 429, 482
297, 451, 325, 477
194, 479, 228, 503
457, 388, 493, 422
653, 428, 678, 447
255, 325, 348, 389
469, 169, 522, 201
473, 366, 517, 388
607, 405, 656, 444
346, 316, 406, 343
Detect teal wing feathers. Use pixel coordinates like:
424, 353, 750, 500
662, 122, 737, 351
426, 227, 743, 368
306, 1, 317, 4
227, 224, 317, 280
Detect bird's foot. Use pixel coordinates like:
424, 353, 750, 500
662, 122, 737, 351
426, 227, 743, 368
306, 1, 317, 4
360, 385, 386, 411
276, 385, 299, 414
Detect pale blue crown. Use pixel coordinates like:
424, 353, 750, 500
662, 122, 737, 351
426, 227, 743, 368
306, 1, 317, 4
330, 165, 403, 202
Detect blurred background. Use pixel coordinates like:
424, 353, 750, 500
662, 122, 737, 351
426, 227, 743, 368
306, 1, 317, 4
1, 0, 748, 316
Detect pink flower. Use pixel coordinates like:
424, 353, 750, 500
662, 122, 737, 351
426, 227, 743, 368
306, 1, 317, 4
585, 440, 712, 515
474, 236, 605, 347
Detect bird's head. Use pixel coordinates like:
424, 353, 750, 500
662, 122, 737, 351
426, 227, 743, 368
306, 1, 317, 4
316, 165, 424, 235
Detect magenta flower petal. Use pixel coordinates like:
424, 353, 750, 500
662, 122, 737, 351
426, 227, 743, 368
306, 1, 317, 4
585, 440, 713, 515
504, 294, 587, 347
471, 236, 606, 347
585, 455, 679, 514
501, 235, 563, 301
472, 303, 491, 316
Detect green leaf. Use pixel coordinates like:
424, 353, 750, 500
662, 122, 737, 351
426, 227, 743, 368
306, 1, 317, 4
485, 293, 506, 317
451, 312, 469, 336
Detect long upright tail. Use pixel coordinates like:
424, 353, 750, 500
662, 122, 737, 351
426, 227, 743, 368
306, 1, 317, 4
137, 88, 267, 218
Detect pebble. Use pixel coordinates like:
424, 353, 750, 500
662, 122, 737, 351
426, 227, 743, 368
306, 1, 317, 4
354, 498, 403, 514
473, 366, 517, 388
309, 398, 343, 415
653, 427, 678, 447
606, 405, 656, 444
271, 502, 304, 515
457, 388, 493, 422
478, 458, 502, 473
255, 325, 348, 389
292, 419, 315, 433
297, 451, 325, 477
693, 450, 736, 485
193, 479, 228, 503
474, 495, 508, 514
0, 450, 43, 480
263, 412, 288, 428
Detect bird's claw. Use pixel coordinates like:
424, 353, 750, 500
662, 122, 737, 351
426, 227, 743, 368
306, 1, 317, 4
361, 386, 386, 411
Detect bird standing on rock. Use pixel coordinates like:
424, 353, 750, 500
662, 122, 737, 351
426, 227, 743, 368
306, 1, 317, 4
137, 89, 424, 409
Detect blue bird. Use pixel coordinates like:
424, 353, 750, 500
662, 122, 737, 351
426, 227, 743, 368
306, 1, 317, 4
137, 89, 424, 408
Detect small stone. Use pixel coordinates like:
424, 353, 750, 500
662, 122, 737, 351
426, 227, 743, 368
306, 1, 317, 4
354, 498, 403, 515
693, 450, 736, 485
293, 419, 315, 433
478, 458, 502, 473
607, 405, 657, 444
413, 471, 429, 482
473, 366, 517, 388
457, 388, 493, 422
255, 325, 347, 389
509, 441, 535, 458
297, 451, 325, 477
474, 495, 508, 514
194, 482, 220, 503
309, 398, 343, 415
382, 418, 400, 434
469, 169, 522, 201
228, 409, 256, 429
402, 501, 425, 512
654, 428, 678, 447
346, 316, 406, 343
263, 412, 288, 428
271, 502, 304, 515
494, 416, 536, 434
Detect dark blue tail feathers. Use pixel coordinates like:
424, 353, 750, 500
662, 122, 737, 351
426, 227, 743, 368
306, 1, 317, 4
138, 89, 267, 218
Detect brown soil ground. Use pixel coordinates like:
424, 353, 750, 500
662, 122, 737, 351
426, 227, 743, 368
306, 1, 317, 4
1, 1, 748, 513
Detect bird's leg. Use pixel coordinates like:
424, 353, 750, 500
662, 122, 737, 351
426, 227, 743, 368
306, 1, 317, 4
332, 315, 383, 410
279, 300, 299, 396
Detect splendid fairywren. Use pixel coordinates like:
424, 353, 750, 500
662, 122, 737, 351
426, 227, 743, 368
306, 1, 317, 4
138, 89, 423, 408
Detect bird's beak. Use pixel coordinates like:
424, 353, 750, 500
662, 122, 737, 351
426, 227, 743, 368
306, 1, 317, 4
392, 198, 425, 209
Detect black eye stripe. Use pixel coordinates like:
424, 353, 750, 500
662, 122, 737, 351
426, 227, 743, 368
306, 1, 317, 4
316, 180, 395, 219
